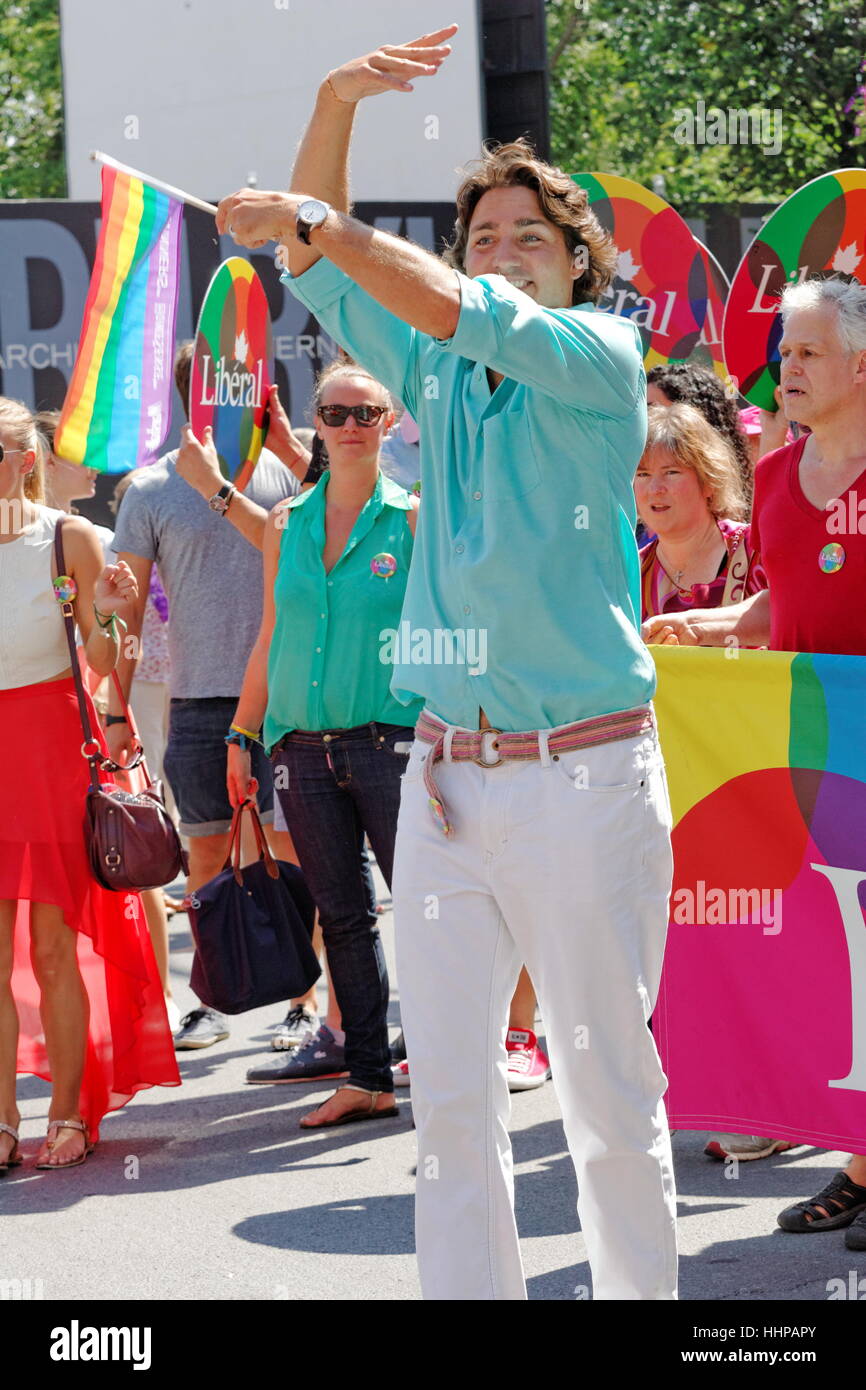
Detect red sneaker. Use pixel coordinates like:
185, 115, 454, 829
506, 1028, 551, 1092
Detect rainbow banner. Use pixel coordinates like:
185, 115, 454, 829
56, 166, 183, 473
653, 647, 866, 1150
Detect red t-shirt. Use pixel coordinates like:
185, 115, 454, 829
751, 436, 866, 655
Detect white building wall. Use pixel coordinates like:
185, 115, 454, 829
61, 0, 484, 203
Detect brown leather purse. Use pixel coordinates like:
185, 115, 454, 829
55, 517, 188, 892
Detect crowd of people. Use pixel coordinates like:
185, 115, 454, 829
2, 21, 865, 1298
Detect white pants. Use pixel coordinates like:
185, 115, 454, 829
392, 717, 678, 1301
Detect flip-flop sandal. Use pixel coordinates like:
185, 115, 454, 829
36, 1119, 95, 1171
777, 1170, 866, 1232
299, 1084, 399, 1129
0, 1122, 22, 1176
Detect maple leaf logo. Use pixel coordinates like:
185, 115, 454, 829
616, 248, 641, 282
832, 242, 862, 275
234, 330, 249, 362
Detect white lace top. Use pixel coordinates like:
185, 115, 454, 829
0, 505, 71, 690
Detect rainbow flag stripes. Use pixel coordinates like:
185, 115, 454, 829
56, 166, 183, 473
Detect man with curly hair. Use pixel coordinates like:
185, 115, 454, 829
217, 23, 677, 1301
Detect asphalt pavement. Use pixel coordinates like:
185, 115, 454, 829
2, 872, 863, 1304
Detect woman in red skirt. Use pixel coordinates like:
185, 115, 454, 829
0, 397, 179, 1173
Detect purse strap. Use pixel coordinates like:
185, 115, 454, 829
53, 516, 151, 789
223, 800, 280, 885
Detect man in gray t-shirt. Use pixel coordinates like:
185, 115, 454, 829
112, 446, 298, 700
108, 345, 311, 1049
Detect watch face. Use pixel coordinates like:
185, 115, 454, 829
299, 199, 328, 226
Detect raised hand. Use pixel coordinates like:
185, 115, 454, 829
176, 423, 224, 497
265, 383, 310, 472
93, 560, 138, 616
758, 385, 790, 453
215, 189, 295, 248
325, 23, 457, 104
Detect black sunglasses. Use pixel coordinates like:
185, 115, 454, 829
0, 446, 27, 463
317, 404, 388, 427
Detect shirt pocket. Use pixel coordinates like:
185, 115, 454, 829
481, 413, 542, 503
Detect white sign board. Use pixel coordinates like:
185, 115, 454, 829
61, 0, 484, 204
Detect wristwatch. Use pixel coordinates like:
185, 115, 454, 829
208, 483, 236, 516
296, 198, 331, 245
105, 713, 128, 727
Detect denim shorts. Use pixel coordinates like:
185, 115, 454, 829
164, 697, 274, 837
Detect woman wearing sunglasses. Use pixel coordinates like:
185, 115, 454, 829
0, 397, 179, 1175
228, 362, 422, 1127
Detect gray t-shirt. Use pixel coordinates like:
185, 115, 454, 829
112, 448, 299, 698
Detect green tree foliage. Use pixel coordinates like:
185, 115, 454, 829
547, 0, 866, 212
0, 0, 65, 198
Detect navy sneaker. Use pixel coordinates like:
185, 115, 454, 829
271, 1006, 319, 1052
246, 1024, 348, 1083
173, 1008, 230, 1050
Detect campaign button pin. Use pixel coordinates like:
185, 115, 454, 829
818, 542, 845, 574
370, 552, 397, 578
53, 574, 78, 603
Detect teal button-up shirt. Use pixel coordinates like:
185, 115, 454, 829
264, 470, 423, 749
281, 260, 655, 732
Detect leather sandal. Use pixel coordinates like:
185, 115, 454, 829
299, 1084, 399, 1129
36, 1118, 95, 1170
0, 1122, 22, 1176
777, 1170, 866, 1232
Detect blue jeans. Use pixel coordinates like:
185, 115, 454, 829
165, 697, 275, 836
272, 722, 414, 1093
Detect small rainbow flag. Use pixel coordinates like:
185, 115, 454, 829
56, 165, 183, 473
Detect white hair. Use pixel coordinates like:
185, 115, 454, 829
780, 276, 866, 354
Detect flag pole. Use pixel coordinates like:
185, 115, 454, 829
90, 150, 219, 216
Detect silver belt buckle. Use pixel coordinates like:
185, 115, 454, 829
473, 728, 503, 768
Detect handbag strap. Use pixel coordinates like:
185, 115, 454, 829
224, 800, 280, 884
53, 517, 151, 788
54, 517, 103, 792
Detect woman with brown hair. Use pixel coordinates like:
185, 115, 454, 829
0, 397, 179, 1174
636, 402, 767, 623
645, 362, 755, 506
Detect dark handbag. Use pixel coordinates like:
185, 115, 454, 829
54, 517, 189, 892
188, 800, 320, 1014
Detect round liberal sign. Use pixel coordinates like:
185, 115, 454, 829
190, 257, 274, 488
571, 172, 709, 369
723, 168, 866, 408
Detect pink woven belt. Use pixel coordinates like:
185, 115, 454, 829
414, 705, 655, 836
